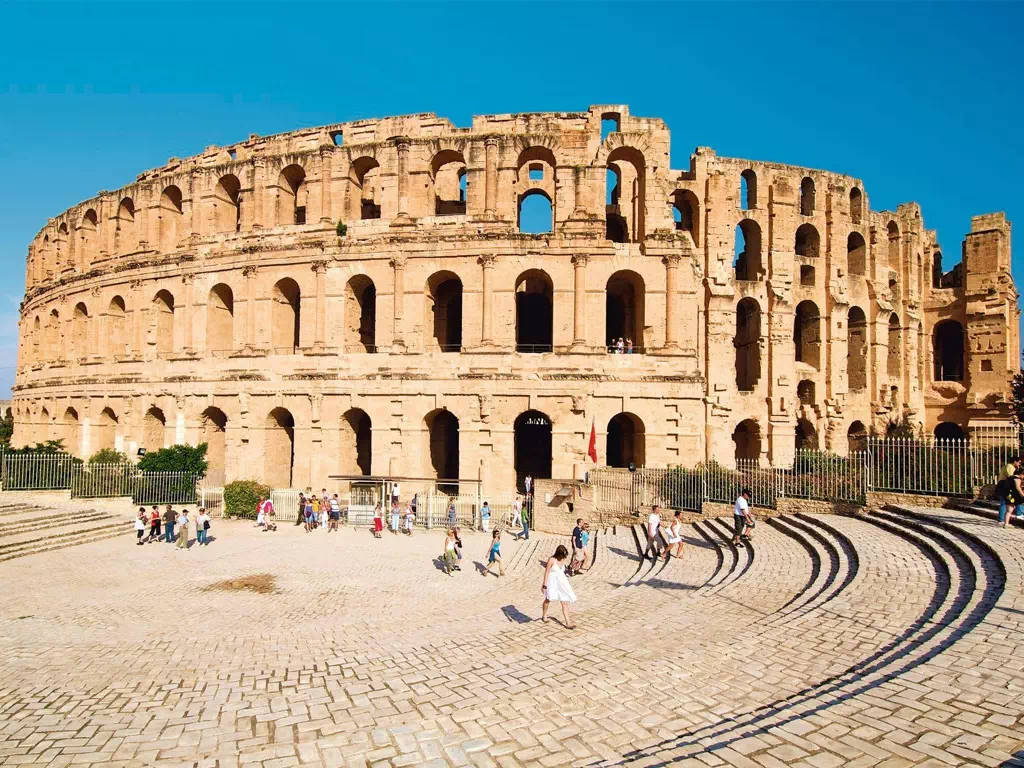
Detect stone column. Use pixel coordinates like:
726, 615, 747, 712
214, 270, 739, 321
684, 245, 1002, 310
479, 255, 496, 345
136, 192, 150, 251
181, 273, 195, 352
663, 254, 681, 351
130, 281, 144, 356
243, 265, 258, 348
573, 166, 586, 216
250, 160, 265, 230
312, 260, 327, 348
484, 138, 498, 215
396, 139, 410, 218
319, 149, 333, 224
390, 255, 406, 350
571, 254, 588, 349
189, 172, 204, 237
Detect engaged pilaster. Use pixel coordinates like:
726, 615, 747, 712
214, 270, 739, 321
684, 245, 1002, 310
390, 255, 407, 351
570, 254, 589, 350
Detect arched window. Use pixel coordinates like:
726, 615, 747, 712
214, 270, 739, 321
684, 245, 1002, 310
107, 296, 126, 358
849, 187, 863, 224
733, 419, 761, 462
800, 177, 815, 216
514, 410, 552, 487
117, 198, 138, 254
934, 422, 965, 441
425, 272, 463, 351
159, 186, 183, 251
62, 407, 80, 456
795, 419, 818, 451
735, 220, 762, 281
847, 307, 868, 391
264, 408, 295, 487
606, 270, 645, 352
431, 150, 467, 216
741, 170, 757, 210
277, 164, 307, 225
795, 224, 820, 258
518, 190, 553, 234
932, 251, 944, 288
933, 320, 965, 382
888, 313, 902, 378
424, 409, 459, 491
340, 408, 372, 476
794, 301, 821, 369
96, 407, 118, 453
600, 113, 620, 142
271, 278, 301, 353
56, 223, 69, 272
213, 174, 242, 233
847, 232, 867, 276
350, 157, 381, 220
797, 379, 816, 405
153, 290, 175, 354
847, 421, 867, 452
38, 407, 49, 441
201, 407, 228, 481
515, 270, 553, 352
605, 146, 646, 242
887, 220, 900, 272
79, 209, 99, 268
671, 190, 699, 242
72, 302, 90, 359
608, 412, 645, 468
32, 316, 40, 352
207, 283, 234, 355
143, 406, 166, 452
46, 309, 60, 360
344, 275, 376, 352
735, 298, 762, 391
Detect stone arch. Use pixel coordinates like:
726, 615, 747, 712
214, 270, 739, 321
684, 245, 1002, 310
848, 232, 867, 276
62, 407, 80, 456
159, 185, 183, 251
847, 306, 868, 391
213, 174, 242, 233
795, 223, 820, 258
56, 222, 69, 272
430, 149, 467, 216
735, 219, 762, 280
206, 283, 234, 355
424, 409, 459, 486
340, 408, 372, 476
38, 406, 49, 441
847, 421, 868, 452
797, 379, 816, 405
116, 197, 138, 254
671, 189, 700, 242
607, 412, 646, 468
78, 209, 99, 268
741, 169, 757, 210
271, 278, 301, 353
350, 157, 381, 220
153, 290, 175, 354
605, 270, 645, 351
849, 187, 863, 224
264, 408, 295, 487
518, 190, 552, 234
276, 164, 308, 226
515, 269, 553, 352
72, 302, 90, 359
732, 419, 761, 462
344, 275, 376, 352
800, 177, 815, 216
425, 271, 463, 351
32, 315, 41, 353
934, 422, 965, 441
735, 297, 762, 391
933, 319, 965, 382
794, 300, 821, 369
795, 418, 818, 451
605, 146, 646, 242
887, 220, 900, 272
200, 407, 228, 480
514, 409, 552, 486
107, 296, 127, 357
96, 407, 118, 453
888, 312, 902, 378
46, 309, 60, 359
143, 406, 166, 452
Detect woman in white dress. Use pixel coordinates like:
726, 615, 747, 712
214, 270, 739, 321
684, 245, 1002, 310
663, 510, 685, 561
541, 545, 576, 628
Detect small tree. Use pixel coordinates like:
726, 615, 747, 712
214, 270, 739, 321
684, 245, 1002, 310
336, 220, 348, 238
224, 479, 271, 518
137, 443, 209, 477
0, 413, 13, 448
88, 448, 129, 464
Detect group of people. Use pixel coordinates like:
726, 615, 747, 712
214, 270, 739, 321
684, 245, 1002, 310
641, 505, 688, 562
295, 490, 343, 532
375, 497, 418, 537
440, 525, 506, 577
134, 504, 212, 549
608, 337, 634, 354
996, 456, 1024, 527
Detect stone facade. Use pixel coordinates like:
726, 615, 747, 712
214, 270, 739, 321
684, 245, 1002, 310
11, 105, 1020, 493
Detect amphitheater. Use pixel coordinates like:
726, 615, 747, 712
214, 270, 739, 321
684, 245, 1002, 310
11, 105, 1020, 493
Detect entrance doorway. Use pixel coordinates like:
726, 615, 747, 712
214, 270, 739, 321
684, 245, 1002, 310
514, 410, 552, 490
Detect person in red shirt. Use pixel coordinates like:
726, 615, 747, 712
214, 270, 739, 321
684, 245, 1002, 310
148, 506, 161, 543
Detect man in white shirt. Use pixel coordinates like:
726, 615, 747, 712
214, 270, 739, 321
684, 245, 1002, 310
733, 489, 753, 545
643, 505, 662, 562
176, 509, 190, 550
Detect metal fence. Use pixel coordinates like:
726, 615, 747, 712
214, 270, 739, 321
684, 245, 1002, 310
1, 453, 76, 490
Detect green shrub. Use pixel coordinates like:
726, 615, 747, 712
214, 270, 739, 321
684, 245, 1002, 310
138, 443, 208, 477
7, 439, 68, 455
336, 220, 348, 237
88, 448, 128, 465
224, 479, 271, 518
0, 413, 12, 448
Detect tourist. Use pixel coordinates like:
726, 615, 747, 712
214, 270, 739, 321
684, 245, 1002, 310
256, 502, 266, 530
643, 505, 662, 562
732, 488, 753, 545
404, 502, 415, 536
997, 456, 1022, 525
663, 510, 684, 561
626, 337, 633, 354
411, 493, 418, 520
511, 495, 524, 539
452, 526, 463, 570
321, 488, 330, 515
196, 507, 210, 547
541, 545, 576, 628
442, 528, 458, 576
996, 468, 1024, 528
148, 505, 161, 543
295, 493, 305, 526
328, 494, 341, 532
391, 481, 401, 507
447, 500, 457, 529
372, 502, 383, 538
318, 498, 328, 530
481, 500, 491, 533
163, 504, 176, 544
304, 494, 315, 532
176, 508, 190, 550
134, 508, 147, 546
520, 496, 530, 541
263, 497, 277, 531
485, 529, 504, 577
616, 337, 625, 354
571, 518, 586, 574
311, 494, 321, 529
391, 501, 401, 534
524, 474, 533, 497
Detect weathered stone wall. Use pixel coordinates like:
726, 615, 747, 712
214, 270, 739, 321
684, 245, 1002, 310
12, 105, 1019, 494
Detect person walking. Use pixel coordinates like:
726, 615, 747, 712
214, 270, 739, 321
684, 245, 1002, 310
263, 497, 277, 532
643, 505, 662, 562
163, 504, 176, 543
452, 526, 463, 570
997, 457, 1022, 526
147, 505, 161, 543
663, 510, 684, 561
485, 529, 504, 577
256, 501, 266, 530
541, 545, 576, 628
447, 500, 457, 530
294, 493, 305, 526
511, 495, 524, 540
176, 509, 190, 550
134, 508, 147, 545
481, 500, 491, 533
442, 528, 458, 576
732, 488, 753, 545
196, 507, 211, 547
372, 501, 383, 538
571, 518, 585, 575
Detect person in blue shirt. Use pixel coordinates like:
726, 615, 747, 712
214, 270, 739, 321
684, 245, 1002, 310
485, 529, 504, 577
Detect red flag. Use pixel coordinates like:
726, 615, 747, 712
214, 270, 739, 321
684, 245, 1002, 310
587, 419, 598, 463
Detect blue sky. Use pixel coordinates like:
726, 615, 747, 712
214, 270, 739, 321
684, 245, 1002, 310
0, 1, 1020, 397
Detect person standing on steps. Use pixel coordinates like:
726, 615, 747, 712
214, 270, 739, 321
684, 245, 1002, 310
163, 504, 176, 544
541, 545, 576, 628
732, 488, 753, 545
176, 508, 190, 550
643, 505, 662, 562
663, 510, 684, 561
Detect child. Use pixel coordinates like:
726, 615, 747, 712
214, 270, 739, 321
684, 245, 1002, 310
373, 502, 383, 538
485, 529, 504, 577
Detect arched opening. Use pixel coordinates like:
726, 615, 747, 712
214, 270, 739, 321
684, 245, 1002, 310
605, 165, 627, 242
518, 190, 553, 234
350, 157, 381, 220
515, 269, 553, 352
514, 410, 552, 486
605, 146, 646, 242
425, 272, 463, 351
159, 186, 183, 251
344, 275, 376, 352
797, 379, 816, 405
847, 232, 867, 276
847, 307, 868, 391
213, 174, 242, 233
277, 164, 308, 225
271, 278, 301, 353
605, 270, 645, 352
340, 408, 372, 476
888, 313, 902, 378
741, 170, 757, 210
932, 251, 944, 288
143, 406, 166, 452
56, 223, 68, 271
735, 298, 762, 391
600, 113, 620, 142
264, 408, 295, 487
32, 316, 40, 354
934, 422, 965, 441
800, 177, 815, 216
206, 284, 234, 355
847, 421, 868, 452
849, 187, 863, 224
794, 300, 821, 369
153, 290, 175, 354
117, 197, 138, 254
431, 150, 467, 215
79, 209, 98, 267
107, 296, 126, 357
38, 407, 49, 441
671, 190, 699, 241
96, 407, 118, 453
795, 418, 818, 451
933, 320, 965, 382
734, 219, 762, 281
72, 302, 89, 359
795, 223, 820, 258
62, 407, 80, 456
607, 412, 646, 468
46, 309, 60, 359
732, 419, 761, 462
887, 220, 900, 272
424, 409, 460, 489
201, 407, 227, 480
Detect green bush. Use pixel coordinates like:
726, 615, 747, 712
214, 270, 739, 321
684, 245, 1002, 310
0, 414, 12, 448
88, 448, 128, 465
224, 479, 271, 518
6, 439, 68, 455
138, 443, 208, 477
336, 220, 348, 237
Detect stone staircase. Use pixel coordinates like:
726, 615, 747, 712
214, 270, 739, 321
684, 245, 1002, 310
0, 501, 132, 562
954, 496, 1024, 528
